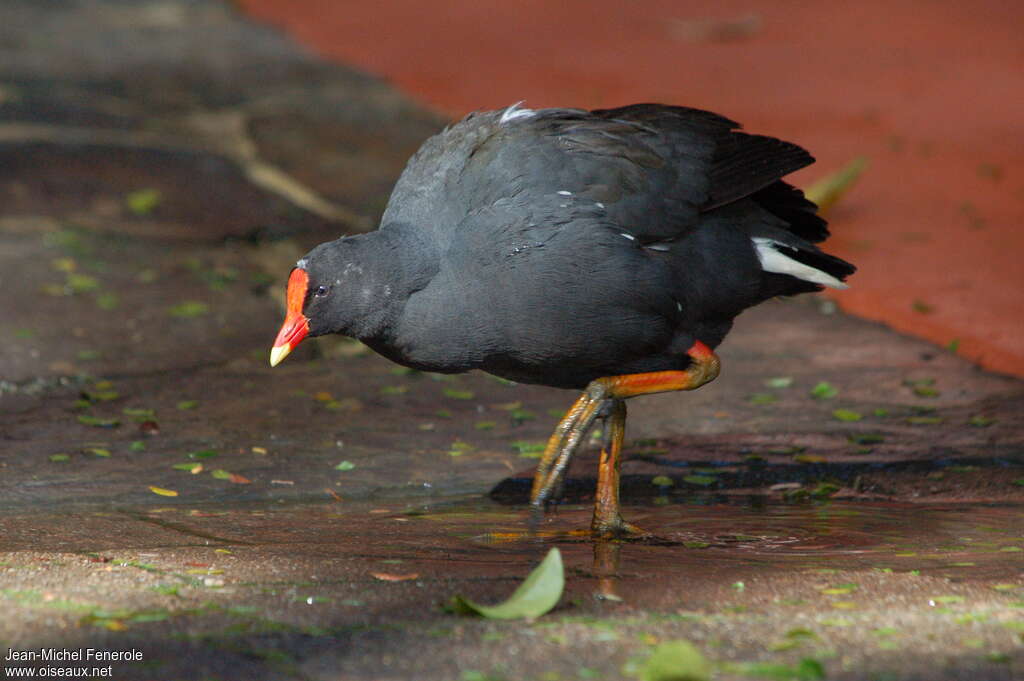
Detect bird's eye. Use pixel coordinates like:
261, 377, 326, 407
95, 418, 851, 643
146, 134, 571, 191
314, 286, 329, 297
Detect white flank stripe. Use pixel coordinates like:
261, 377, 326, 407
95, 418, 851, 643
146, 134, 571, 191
752, 238, 848, 289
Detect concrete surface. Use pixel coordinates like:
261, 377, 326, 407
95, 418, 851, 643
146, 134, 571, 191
1, 2, 1022, 680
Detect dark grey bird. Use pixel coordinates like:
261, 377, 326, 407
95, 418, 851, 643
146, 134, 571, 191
270, 103, 855, 537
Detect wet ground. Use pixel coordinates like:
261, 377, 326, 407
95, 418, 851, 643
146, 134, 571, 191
1, 499, 1022, 680
1, 1, 1023, 680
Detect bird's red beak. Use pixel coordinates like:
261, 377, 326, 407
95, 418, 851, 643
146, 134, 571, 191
269, 268, 310, 367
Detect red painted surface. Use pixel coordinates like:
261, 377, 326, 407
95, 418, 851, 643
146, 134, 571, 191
239, 0, 1024, 377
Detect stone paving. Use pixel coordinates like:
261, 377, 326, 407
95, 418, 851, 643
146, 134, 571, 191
1, 2, 1022, 680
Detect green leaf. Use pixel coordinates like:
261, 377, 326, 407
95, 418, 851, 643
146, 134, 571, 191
730, 658, 825, 681
509, 408, 535, 424
906, 415, 942, 425
968, 415, 996, 427
334, 460, 355, 471
803, 156, 867, 215
443, 388, 475, 400
810, 382, 838, 399
448, 440, 475, 457
211, 469, 231, 480
95, 292, 119, 310
683, 475, 716, 486
66, 273, 99, 293
176, 400, 198, 410
651, 475, 674, 488
49, 454, 71, 463
123, 407, 156, 421
832, 408, 862, 422
76, 415, 120, 428
764, 376, 793, 389
510, 440, 546, 458
85, 390, 120, 402
449, 548, 563, 619
125, 188, 162, 215
848, 433, 884, 445
129, 441, 145, 452
811, 482, 840, 498
187, 449, 217, 460
911, 299, 934, 314
640, 640, 711, 681
168, 301, 209, 318
748, 392, 777, 405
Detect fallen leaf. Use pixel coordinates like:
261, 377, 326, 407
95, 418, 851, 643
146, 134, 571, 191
443, 388, 474, 400
168, 302, 208, 318
125, 188, 162, 215
372, 572, 419, 582
448, 547, 563, 619
148, 486, 178, 497
640, 640, 711, 681
76, 415, 120, 428
810, 382, 838, 400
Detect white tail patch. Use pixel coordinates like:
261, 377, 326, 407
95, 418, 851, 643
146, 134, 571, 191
752, 238, 848, 289
499, 102, 535, 124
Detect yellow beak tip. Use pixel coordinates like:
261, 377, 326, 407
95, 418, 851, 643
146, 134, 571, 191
269, 345, 291, 367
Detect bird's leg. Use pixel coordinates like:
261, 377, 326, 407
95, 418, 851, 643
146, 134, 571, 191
545, 401, 616, 504
591, 399, 647, 537
530, 383, 609, 508
530, 391, 594, 505
529, 341, 721, 537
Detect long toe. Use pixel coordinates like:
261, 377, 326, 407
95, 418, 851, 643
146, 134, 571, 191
591, 514, 652, 540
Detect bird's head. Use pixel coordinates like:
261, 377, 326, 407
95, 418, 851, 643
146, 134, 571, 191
269, 237, 392, 366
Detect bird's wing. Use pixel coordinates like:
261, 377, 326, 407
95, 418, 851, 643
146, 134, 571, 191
382, 103, 823, 249
483, 104, 818, 244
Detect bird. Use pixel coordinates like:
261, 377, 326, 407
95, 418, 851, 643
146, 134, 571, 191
269, 103, 855, 538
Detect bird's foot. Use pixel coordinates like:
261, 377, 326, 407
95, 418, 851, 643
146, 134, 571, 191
590, 514, 652, 540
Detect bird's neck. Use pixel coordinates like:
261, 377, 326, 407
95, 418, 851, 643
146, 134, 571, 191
344, 224, 438, 343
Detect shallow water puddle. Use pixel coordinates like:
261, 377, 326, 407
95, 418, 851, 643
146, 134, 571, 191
3, 498, 1019, 587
